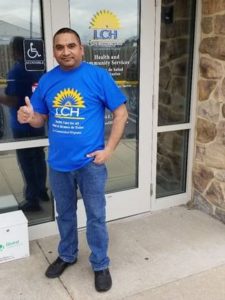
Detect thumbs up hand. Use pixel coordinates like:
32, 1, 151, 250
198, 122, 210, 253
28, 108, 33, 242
17, 96, 34, 124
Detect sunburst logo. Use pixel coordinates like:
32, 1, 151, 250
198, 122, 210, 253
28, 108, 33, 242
89, 10, 121, 45
53, 88, 85, 108
53, 88, 85, 119
90, 10, 121, 30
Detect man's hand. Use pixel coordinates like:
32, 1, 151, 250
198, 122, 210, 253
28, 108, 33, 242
87, 147, 113, 164
17, 96, 34, 124
87, 104, 128, 164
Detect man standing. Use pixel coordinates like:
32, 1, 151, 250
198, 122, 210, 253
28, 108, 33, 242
17, 28, 128, 292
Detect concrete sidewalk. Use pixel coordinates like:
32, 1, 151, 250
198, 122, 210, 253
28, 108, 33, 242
1, 206, 225, 300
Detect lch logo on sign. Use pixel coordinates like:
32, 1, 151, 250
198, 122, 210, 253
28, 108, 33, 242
89, 10, 121, 44
23, 39, 46, 72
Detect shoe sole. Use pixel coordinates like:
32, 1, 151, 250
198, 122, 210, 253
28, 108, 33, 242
95, 283, 112, 292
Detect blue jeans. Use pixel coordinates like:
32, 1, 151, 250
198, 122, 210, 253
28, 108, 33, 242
49, 162, 110, 271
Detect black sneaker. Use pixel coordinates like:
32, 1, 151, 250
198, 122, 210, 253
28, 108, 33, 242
45, 257, 77, 278
94, 268, 112, 292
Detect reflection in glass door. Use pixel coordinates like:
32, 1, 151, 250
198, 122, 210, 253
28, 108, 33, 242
0, 0, 53, 226
69, 0, 139, 194
155, 0, 196, 200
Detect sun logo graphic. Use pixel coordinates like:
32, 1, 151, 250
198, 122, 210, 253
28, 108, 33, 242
53, 88, 85, 119
89, 10, 121, 42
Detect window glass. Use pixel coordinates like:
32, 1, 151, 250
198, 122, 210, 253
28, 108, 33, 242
156, 130, 188, 198
156, 0, 196, 198
69, 0, 140, 193
158, 0, 196, 126
0, 0, 46, 142
0, 1, 52, 226
0, 148, 53, 225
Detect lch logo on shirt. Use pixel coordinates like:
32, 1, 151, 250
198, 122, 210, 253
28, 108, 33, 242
89, 10, 121, 45
53, 88, 85, 119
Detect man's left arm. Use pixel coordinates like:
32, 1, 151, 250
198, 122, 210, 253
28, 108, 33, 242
87, 104, 128, 164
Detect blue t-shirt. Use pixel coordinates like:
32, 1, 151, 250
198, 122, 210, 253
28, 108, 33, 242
31, 62, 126, 171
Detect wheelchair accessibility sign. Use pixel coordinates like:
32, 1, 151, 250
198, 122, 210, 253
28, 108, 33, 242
23, 39, 45, 71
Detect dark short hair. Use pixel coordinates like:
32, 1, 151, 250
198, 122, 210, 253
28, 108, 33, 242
53, 27, 81, 45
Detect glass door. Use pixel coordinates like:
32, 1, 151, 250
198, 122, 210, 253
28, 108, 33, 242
152, 0, 196, 209
0, 0, 54, 226
48, 0, 155, 224
69, 1, 139, 194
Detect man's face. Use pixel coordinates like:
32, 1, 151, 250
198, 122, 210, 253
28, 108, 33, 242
53, 32, 84, 71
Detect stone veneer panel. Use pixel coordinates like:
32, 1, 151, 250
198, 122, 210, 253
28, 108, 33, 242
196, 118, 217, 143
200, 57, 223, 79
193, 0, 225, 224
202, 0, 225, 15
201, 17, 213, 34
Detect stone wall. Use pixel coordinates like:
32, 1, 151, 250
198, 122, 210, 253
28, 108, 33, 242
193, 0, 225, 222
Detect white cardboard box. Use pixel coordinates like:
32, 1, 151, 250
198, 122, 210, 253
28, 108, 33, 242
0, 210, 29, 263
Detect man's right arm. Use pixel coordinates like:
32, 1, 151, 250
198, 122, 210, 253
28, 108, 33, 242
17, 96, 48, 128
